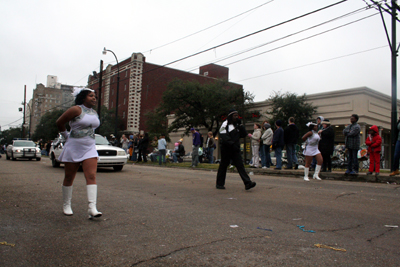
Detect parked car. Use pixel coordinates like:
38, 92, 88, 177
6, 138, 41, 161
50, 134, 128, 171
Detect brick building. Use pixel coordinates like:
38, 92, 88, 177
87, 53, 242, 134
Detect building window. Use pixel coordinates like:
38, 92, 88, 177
123, 97, 126, 105
112, 89, 114, 95
123, 112, 125, 118
111, 102, 113, 108
125, 70, 128, 77
124, 84, 127, 91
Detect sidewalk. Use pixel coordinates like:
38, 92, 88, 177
131, 161, 400, 184
243, 167, 400, 184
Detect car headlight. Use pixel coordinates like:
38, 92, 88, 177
36, 148, 41, 152
14, 149, 21, 153
117, 151, 126, 156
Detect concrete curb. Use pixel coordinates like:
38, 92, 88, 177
129, 163, 400, 184
244, 168, 400, 183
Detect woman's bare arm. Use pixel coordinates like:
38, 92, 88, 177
56, 106, 81, 132
302, 131, 313, 142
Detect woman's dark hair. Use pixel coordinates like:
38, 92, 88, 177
75, 90, 93, 105
308, 124, 316, 131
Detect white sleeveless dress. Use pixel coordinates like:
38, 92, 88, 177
303, 131, 321, 156
58, 105, 100, 163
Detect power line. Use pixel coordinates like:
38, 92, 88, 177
235, 45, 388, 82
147, 0, 349, 72
1, 99, 75, 128
185, 5, 370, 72
77, 1, 275, 87
102, 4, 374, 88
94, 0, 349, 88
2, 117, 23, 127
87, 1, 350, 91
142, 0, 275, 54
223, 12, 378, 67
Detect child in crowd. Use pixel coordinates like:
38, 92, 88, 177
157, 134, 167, 165
365, 125, 382, 176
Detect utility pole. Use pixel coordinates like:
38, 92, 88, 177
369, 0, 400, 169
390, 1, 398, 171
22, 85, 26, 138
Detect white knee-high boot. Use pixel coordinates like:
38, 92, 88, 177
313, 165, 322, 180
62, 185, 73, 216
87, 184, 102, 219
304, 167, 310, 181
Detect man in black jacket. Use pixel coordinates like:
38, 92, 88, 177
318, 119, 335, 172
284, 117, 299, 169
216, 109, 256, 190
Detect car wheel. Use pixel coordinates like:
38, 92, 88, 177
51, 154, 60, 167
6, 153, 9, 160
113, 165, 123, 171
11, 152, 16, 161
36, 157, 41, 161
29, 158, 32, 161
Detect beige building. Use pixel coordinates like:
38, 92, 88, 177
28, 83, 74, 137
169, 87, 399, 168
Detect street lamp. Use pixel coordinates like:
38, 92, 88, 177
102, 47, 120, 138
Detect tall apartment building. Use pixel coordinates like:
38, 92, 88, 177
28, 76, 75, 136
87, 52, 242, 134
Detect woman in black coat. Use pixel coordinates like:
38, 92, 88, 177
318, 119, 335, 172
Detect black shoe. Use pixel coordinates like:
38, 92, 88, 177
327, 170, 332, 172
245, 181, 256, 190
321, 170, 326, 172
367, 172, 373, 175
285, 167, 292, 170
216, 185, 226, 189
294, 164, 299, 170
274, 167, 281, 170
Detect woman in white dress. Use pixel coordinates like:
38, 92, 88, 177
302, 122, 323, 181
56, 87, 102, 219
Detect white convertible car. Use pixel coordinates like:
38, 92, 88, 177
6, 139, 42, 161
50, 134, 128, 171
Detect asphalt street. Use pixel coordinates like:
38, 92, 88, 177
1, 157, 399, 266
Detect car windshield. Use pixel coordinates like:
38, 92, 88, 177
14, 141, 36, 147
95, 135, 111, 145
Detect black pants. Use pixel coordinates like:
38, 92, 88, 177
321, 151, 332, 171
216, 147, 252, 187
137, 149, 147, 162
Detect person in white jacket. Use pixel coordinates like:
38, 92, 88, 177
248, 123, 262, 168
261, 123, 273, 169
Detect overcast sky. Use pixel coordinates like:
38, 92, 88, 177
1, 0, 398, 130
